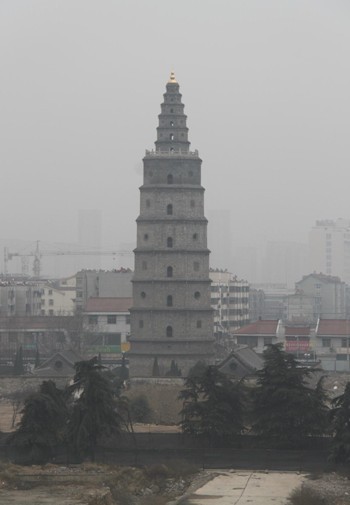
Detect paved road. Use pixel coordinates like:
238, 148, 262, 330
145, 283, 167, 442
182, 470, 305, 504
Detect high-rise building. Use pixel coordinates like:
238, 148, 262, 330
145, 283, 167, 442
129, 73, 214, 377
210, 270, 250, 334
309, 219, 350, 283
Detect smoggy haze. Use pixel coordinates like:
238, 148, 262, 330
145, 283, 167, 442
1, 1, 350, 277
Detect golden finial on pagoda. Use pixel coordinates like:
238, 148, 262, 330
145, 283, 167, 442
168, 71, 177, 83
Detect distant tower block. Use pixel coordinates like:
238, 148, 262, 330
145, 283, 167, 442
129, 73, 214, 377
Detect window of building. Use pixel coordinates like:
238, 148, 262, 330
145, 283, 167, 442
49, 299, 54, 306
170, 121, 174, 127
107, 315, 117, 324
167, 204, 173, 215
193, 261, 200, 272
48, 289, 53, 295
237, 335, 258, 348
167, 266, 173, 277
89, 315, 98, 325
341, 338, 350, 347
141, 291, 146, 299
105, 333, 121, 345
144, 233, 149, 241
170, 133, 174, 141
167, 174, 173, 184
192, 233, 198, 241
167, 237, 173, 248
196, 320, 202, 328
166, 325, 173, 337
322, 338, 331, 347
167, 295, 173, 307
139, 320, 144, 328
49, 310, 54, 316
126, 315, 130, 325
194, 291, 201, 300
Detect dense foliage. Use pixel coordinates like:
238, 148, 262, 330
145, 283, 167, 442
9, 380, 67, 463
179, 365, 244, 442
330, 382, 350, 464
66, 357, 126, 460
252, 344, 329, 445
9, 357, 130, 463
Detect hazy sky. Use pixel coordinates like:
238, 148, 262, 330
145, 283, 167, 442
1, 1, 350, 260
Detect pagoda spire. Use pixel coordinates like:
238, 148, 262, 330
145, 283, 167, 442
154, 74, 190, 154
168, 71, 177, 83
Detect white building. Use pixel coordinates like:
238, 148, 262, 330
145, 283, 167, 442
285, 272, 346, 322
83, 297, 132, 362
40, 285, 75, 316
210, 270, 249, 334
309, 219, 350, 283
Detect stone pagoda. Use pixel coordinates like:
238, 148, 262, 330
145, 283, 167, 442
129, 73, 214, 377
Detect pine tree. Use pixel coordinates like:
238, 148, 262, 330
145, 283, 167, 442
252, 344, 328, 445
66, 357, 123, 461
330, 382, 350, 464
152, 357, 160, 377
179, 365, 244, 442
13, 346, 24, 376
8, 380, 67, 464
166, 360, 182, 377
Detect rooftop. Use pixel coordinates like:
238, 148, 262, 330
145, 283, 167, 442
85, 297, 133, 313
232, 320, 279, 336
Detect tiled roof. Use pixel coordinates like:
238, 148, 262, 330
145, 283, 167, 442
232, 320, 279, 335
317, 319, 350, 336
285, 326, 311, 337
85, 297, 133, 313
218, 345, 263, 378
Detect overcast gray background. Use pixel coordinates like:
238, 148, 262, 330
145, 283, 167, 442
1, 1, 349, 276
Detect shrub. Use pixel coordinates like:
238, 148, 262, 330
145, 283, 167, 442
288, 486, 329, 505
129, 394, 152, 423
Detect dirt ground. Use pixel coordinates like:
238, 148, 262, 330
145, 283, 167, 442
0, 462, 349, 505
0, 461, 200, 505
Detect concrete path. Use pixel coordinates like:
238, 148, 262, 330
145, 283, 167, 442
183, 470, 305, 504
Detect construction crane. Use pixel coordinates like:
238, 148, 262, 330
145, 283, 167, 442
4, 241, 133, 277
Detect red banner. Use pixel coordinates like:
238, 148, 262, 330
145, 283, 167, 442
285, 338, 310, 352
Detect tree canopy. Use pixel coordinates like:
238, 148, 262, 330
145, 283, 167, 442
330, 381, 350, 464
66, 357, 124, 460
8, 380, 67, 463
179, 365, 244, 442
252, 344, 328, 445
